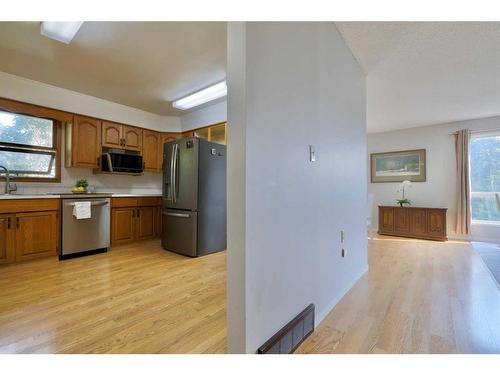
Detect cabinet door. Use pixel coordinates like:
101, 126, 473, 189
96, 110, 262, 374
410, 209, 427, 236
428, 210, 446, 238
102, 121, 123, 148
72, 115, 101, 168
136, 207, 156, 240
123, 126, 142, 152
143, 130, 161, 172
111, 208, 136, 245
394, 208, 410, 234
194, 127, 209, 140
0, 214, 15, 265
15, 211, 58, 262
379, 207, 394, 233
162, 132, 181, 145
209, 123, 226, 145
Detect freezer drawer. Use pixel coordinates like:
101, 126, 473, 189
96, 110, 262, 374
161, 210, 197, 257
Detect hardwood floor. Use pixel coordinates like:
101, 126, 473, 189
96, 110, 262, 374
297, 236, 500, 354
1, 235, 499, 354
0, 240, 226, 353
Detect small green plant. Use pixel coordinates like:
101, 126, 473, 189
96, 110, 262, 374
75, 179, 88, 189
396, 198, 411, 207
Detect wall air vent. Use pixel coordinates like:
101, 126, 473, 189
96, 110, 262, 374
257, 304, 315, 354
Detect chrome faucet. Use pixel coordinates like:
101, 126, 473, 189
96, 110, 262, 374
0, 165, 17, 194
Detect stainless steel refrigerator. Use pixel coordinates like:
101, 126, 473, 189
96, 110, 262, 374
162, 137, 226, 257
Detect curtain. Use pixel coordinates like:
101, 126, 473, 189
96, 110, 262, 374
455, 129, 471, 235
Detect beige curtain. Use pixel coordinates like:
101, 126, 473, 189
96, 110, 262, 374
455, 129, 471, 235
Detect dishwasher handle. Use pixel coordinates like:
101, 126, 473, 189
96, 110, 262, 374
64, 200, 109, 207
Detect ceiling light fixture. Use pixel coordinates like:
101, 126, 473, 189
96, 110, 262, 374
172, 81, 227, 110
40, 22, 84, 44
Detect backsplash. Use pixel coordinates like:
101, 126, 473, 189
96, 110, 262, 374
12, 167, 162, 195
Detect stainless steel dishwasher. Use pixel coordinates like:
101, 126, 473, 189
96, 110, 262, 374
60, 198, 111, 260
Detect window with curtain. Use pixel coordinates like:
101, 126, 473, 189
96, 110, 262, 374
470, 132, 500, 223
0, 109, 59, 181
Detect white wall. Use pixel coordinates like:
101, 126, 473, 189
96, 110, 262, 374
368, 116, 500, 243
227, 22, 367, 353
180, 99, 227, 131
0, 71, 183, 193
0, 71, 181, 132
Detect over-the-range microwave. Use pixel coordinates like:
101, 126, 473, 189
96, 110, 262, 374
101, 150, 144, 173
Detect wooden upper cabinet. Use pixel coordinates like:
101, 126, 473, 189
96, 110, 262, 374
210, 123, 226, 145
123, 126, 142, 152
15, 211, 58, 262
162, 132, 181, 145
102, 121, 122, 148
70, 115, 101, 168
0, 214, 15, 265
102, 122, 142, 152
143, 130, 161, 172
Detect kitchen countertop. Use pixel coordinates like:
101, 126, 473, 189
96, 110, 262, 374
112, 194, 162, 197
0, 194, 60, 200
0, 193, 162, 200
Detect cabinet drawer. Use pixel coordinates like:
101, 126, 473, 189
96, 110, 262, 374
111, 198, 138, 208
0, 199, 60, 214
137, 197, 161, 207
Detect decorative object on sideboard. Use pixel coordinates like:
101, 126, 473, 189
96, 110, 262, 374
396, 180, 412, 207
371, 149, 426, 183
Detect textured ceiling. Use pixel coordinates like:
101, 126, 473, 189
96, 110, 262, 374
336, 22, 500, 133
0, 22, 226, 115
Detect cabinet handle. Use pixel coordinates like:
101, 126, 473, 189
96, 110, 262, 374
16, 217, 19, 229
137, 209, 140, 218
132, 209, 135, 218
7, 217, 10, 229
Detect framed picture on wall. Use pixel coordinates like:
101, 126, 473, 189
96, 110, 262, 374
370, 149, 426, 183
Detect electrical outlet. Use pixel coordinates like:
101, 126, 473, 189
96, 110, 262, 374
341, 248, 346, 258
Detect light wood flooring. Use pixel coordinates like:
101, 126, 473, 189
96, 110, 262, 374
297, 236, 500, 354
1, 236, 499, 354
0, 240, 226, 353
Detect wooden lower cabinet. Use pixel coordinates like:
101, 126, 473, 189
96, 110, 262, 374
111, 207, 136, 245
378, 206, 447, 241
0, 200, 60, 265
136, 207, 156, 240
111, 197, 161, 245
0, 214, 15, 265
15, 211, 58, 262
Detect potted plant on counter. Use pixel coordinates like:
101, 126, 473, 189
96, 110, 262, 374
72, 178, 89, 194
396, 180, 412, 207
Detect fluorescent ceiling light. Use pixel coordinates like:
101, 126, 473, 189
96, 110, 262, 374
172, 81, 227, 110
40, 22, 84, 44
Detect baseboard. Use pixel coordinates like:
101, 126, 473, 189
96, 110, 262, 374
315, 264, 369, 327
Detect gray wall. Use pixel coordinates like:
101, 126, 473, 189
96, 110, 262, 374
227, 22, 367, 353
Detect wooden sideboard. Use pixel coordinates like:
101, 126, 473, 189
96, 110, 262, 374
378, 206, 448, 241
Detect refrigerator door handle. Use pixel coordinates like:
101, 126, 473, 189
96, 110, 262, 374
170, 143, 177, 202
163, 211, 191, 218
173, 143, 179, 203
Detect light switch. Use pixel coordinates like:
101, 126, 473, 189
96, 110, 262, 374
309, 145, 316, 162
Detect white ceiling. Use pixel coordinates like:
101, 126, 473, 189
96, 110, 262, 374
0, 22, 226, 115
336, 22, 500, 133
2, 22, 499, 132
